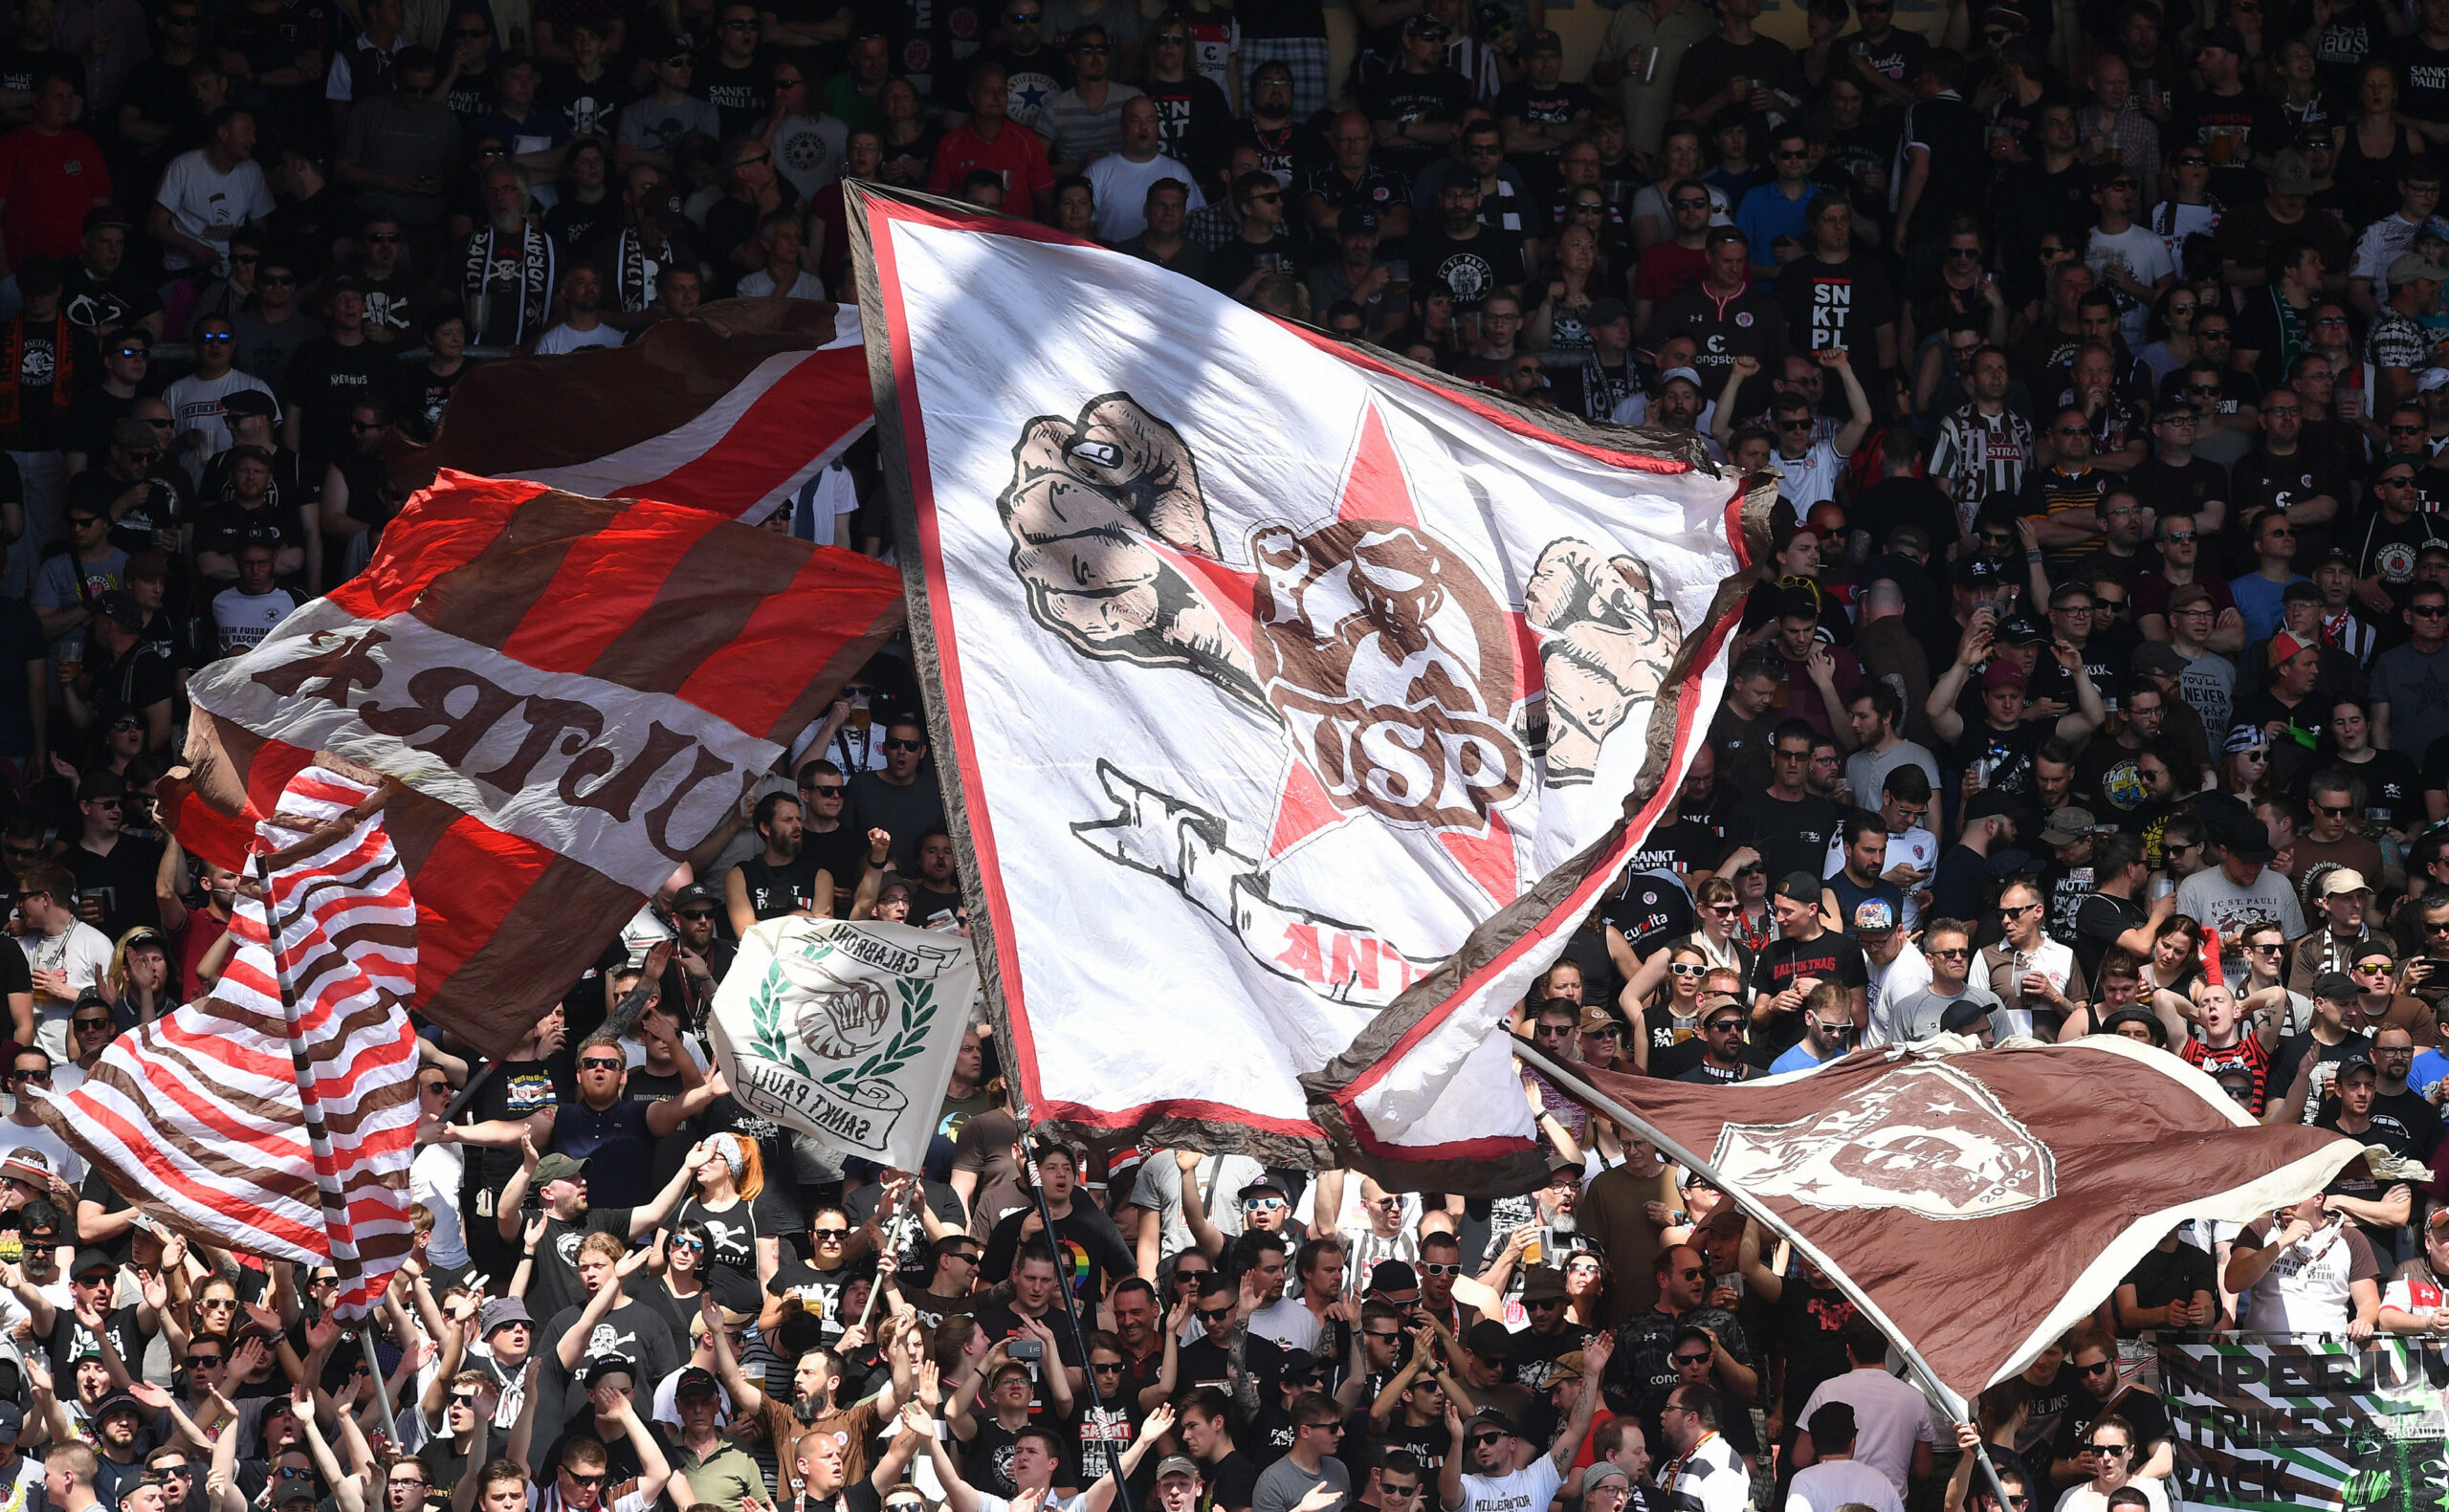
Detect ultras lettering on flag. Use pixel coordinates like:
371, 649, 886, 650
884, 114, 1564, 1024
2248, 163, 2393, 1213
850, 185, 1767, 1191
164, 472, 907, 1056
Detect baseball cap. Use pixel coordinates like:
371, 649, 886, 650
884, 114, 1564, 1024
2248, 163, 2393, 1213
1939, 998, 1994, 1035
1369, 1259, 1419, 1294
2392, 252, 2449, 286
578, 1352, 639, 1387
2130, 642, 2186, 678
671, 882, 717, 910
1586, 296, 1629, 326
0, 1402, 24, 1446
0, 1150, 53, 1189
1402, 12, 1449, 38
92, 590, 143, 631
1156, 1457, 1202, 1482
673, 1366, 721, 1399
2338, 1052, 2378, 1080
532, 1152, 589, 1186
1547, 1349, 1587, 1384
1774, 871, 1822, 904
2280, 581, 2323, 605
1578, 1003, 1619, 1035
2219, 811, 2277, 864
1524, 27, 1562, 53
1463, 1321, 1513, 1360
2039, 807, 2096, 846
2167, 582, 2214, 611
2266, 150, 2315, 195
1983, 659, 2027, 690
74, 1247, 115, 1278
1997, 615, 2047, 646
1851, 897, 1896, 935
2314, 970, 2361, 1001
2319, 867, 2372, 897
1462, 1406, 1515, 1436
110, 418, 161, 451
1519, 1265, 1568, 1302
1658, 365, 1704, 392
1336, 207, 1379, 237
2196, 24, 2248, 54
221, 387, 277, 419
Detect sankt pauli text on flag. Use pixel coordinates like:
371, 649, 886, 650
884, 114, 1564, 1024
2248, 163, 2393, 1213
161, 471, 906, 1056
849, 183, 1764, 1192
34, 764, 419, 1321
709, 916, 980, 1172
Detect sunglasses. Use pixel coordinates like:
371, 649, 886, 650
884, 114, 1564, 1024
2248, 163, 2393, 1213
579, 1057, 623, 1070
1419, 1261, 1461, 1277
1671, 1351, 1710, 1365
883, 737, 925, 751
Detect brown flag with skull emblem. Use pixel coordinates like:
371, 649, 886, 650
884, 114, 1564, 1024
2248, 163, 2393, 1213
851, 185, 1767, 1194
1519, 1038, 2364, 1400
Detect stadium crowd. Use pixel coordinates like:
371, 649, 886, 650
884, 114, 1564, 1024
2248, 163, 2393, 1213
0, 1, 2437, 1512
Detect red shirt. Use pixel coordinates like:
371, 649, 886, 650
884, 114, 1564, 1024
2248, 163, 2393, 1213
175, 904, 231, 996
927, 121, 1054, 204
0, 125, 109, 263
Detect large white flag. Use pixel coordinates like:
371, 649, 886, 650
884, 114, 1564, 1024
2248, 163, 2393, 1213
850, 186, 1761, 1189
709, 917, 980, 1171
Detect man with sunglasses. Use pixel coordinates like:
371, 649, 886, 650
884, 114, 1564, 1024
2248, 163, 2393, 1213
1439, 1333, 1615, 1512
845, 717, 943, 875
2045, 1330, 2173, 1500
1765, 982, 1859, 1075
57, 770, 154, 944
614, 50, 719, 170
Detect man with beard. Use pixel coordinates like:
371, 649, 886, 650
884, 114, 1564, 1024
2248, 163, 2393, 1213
1598, 1243, 1754, 1460
58, 210, 159, 345
346, 215, 428, 345
907, 828, 961, 927
605, 164, 694, 317
724, 793, 824, 937
534, 265, 623, 354
458, 162, 559, 349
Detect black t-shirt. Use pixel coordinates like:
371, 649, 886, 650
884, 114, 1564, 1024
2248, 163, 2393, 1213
1770, 1280, 1857, 1417
2120, 1240, 2215, 1321
694, 57, 772, 138
675, 1190, 791, 1282
2269, 1029, 2372, 1117
734, 852, 824, 931
2051, 1385, 2174, 1464
1600, 867, 1697, 960
541, 1295, 680, 1387
2072, 891, 2144, 984
1724, 790, 1843, 889
1747, 931, 1868, 1065
1951, 718, 2050, 800
544, 64, 632, 141
981, 1201, 1136, 1304
282, 337, 398, 465
2318, 1109, 2419, 1247
461, 1057, 568, 1233
1200, 1450, 1259, 1512
1202, 231, 1310, 298
1363, 67, 1469, 170
64, 836, 164, 945
2388, 33, 2449, 122
1406, 225, 1526, 308
766, 1256, 856, 1355
526, 1207, 638, 1321
1775, 253, 1902, 359
2168, 87, 2290, 204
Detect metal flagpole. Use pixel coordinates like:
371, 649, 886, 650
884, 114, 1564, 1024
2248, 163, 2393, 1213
1510, 1040, 2019, 1510
253, 854, 404, 1450
1015, 1126, 1136, 1512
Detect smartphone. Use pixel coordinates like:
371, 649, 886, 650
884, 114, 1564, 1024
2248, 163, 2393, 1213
1008, 1339, 1045, 1362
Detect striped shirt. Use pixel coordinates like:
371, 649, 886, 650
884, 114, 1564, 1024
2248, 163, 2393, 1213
1931, 403, 2034, 525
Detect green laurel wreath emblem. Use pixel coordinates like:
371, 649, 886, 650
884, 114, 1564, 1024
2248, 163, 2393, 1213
822, 975, 937, 1090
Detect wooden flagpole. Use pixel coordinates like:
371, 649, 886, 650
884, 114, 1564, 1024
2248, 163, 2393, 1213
253, 853, 404, 1450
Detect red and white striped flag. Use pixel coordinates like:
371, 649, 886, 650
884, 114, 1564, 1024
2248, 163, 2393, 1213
401, 298, 872, 524
33, 765, 421, 1320
161, 471, 907, 1055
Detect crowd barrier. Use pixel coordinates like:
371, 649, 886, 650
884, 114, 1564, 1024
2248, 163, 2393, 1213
2155, 1337, 2443, 1512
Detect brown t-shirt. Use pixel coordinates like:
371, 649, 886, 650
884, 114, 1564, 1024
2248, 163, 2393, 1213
1575, 1162, 1680, 1326
763, 1395, 882, 1489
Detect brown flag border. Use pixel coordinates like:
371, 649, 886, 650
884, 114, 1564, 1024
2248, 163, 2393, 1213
848, 179, 1776, 1194
1515, 1036, 2365, 1408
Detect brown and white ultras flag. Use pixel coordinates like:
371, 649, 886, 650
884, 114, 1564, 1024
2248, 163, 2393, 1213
163, 471, 907, 1055
1528, 1038, 2365, 1401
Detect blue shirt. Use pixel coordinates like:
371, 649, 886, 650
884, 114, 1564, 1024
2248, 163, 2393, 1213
549, 1098, 657, 1205
1769, 1041, 1840, 1075
1733, 181, 1815, 284
2227, 571, 2307, 646
2412, 1048, 2449, 1098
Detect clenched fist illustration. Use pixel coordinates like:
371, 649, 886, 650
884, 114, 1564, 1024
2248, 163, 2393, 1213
1522, 539, 1683, 786
999, 393, 1265, 712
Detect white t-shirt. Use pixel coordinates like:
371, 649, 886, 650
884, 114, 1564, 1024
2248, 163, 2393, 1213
2235, 1216, 2378, 1336
1083, 150, 1207, 242
771, 113, 850, 199
737, 269, 827, 300
163, 371, 278, 472
2084, 223, 2175, 343
1654, 1435, 1746, 1512
1794, 1368, 1937, 1498
1457, 1456, 1561, 1512
1788, 1457, 1904, 1512
2173, 864, 2307, 940
2053, 1480, 2169, 1512
531, 321, 628, 355
1865, 942, 1931, 1046
19, 922, 113, 1055
409, 1142, 470, 1268
0, 1117, 84, 1187
154, 149, 276, 273
210, 584, 299, 653
1246, 1296, 1323, 1353
1770, 438, 1847, 510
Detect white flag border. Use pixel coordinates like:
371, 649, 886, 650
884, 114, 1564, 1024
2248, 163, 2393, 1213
851, 183, 1771, 1185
